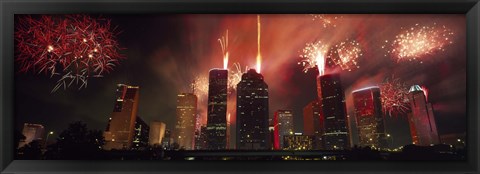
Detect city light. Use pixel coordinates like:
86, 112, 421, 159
14, 14, 465, 161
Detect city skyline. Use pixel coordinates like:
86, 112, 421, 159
15, 14, 466, 149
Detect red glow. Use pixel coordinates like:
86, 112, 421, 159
421, 86, 429, 102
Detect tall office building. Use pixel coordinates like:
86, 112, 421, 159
206, 69, 228, 149
162, 129, 172, 149
352, 87, 388, 149
317, 74, 350, 150
194, 114, 203, 150
303, 99, 324, 150
194, 126, 208, 150
132, 116, 149, 150
274, 110, 294, 149
104, 84, 140, 150
175, 93, 197, 150
236, 69, 269, 150
18, 123, 45, 148
149, 121, 166, 147
269, 124, 277, 150
408, 85, 439, 146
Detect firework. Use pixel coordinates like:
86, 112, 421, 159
310, 14, 342, 28
299, 41, 328, 75
329, 39, 362, 71
384, 23, 454, 62
192, 76, 209, 100
15, 15, 124, 92
218, 29, 229, 69
228, 63, 244, 90
256, 15, 262, 73
421, 86, 429, 102
379, 77, 410, 116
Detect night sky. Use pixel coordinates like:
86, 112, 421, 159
15, 14, 466, 147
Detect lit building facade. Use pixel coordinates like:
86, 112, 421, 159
317, 74, 350, 150
236, 69, 269, 150
352, 87, 388, 149
283, 133, 314, 150
206, 69, 228, 149
194, 126, 208, 150
149, 121, 166, 147
408, 85, 440, 146
19, 123, 45, 148
162, 129, 172, 149
274, 110, 294, 149
132, 116, 149, 150
303, 99, 324, 150
269, 124, 277, 150
175, 93, 197, 150
104, 84, 140, 150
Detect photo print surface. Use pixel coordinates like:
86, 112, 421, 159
14, 14, 466, 160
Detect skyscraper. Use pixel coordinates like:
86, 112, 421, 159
352, 87, 388, 149
149, 121, 166, 147
303, 99, 324, 150
175, 93, 197, 150
162, 129, 172, 149
206, 69, 228, 149
132, 116, 150, 150
274, 110, 294, 149
408, 85, 439, 146
18, 123, 45, 148
194, 126, 208, 150
104, 84, 140, 150
236, 69, 269, 150
317, 74, 350, 150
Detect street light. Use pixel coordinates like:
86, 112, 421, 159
44, 131, 54, 148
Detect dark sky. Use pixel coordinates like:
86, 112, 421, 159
15, 14, 466, 147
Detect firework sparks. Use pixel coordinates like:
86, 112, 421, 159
383, 23, 454, 62
192, 76, 209, 101
310, 14, 342, 28
15, 15, 124, 92
379, 77, 410, 116
329, 39, 362, 71
299, 41, 328, 75
218, 29, 229, 69
228, 62, 244, 90
256, 15, 262, 74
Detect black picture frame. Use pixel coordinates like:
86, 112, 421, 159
1, 0, 479, 173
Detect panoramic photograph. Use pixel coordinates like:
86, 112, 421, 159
14, 14, 466, 160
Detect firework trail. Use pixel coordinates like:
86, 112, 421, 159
310, 14, 342, 28
329, 39, 362, 71
256, 15, 262, 73
228, 62, 244, 90
421, 86, 429, 102
218, 29, 229, 69
299, 41, 328, 75
383, 23, 454, 62
379, 76, 411, 117
15, 15, 124, 92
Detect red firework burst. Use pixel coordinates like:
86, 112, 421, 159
15, 15, 124, 92
379, 77, 411, 117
